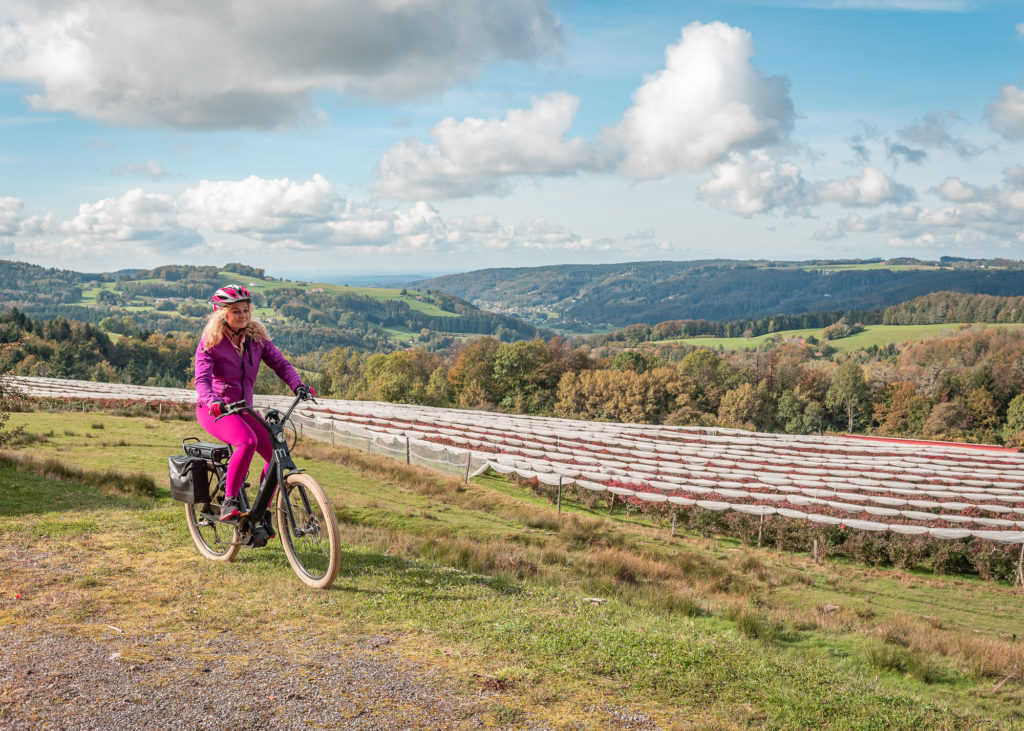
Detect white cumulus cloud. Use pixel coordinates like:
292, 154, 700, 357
986, 85, 1024, 140
0, 197, 27, 235
611, 21, 794, 179
181, 174, 339, 234
933, 177, 984, 202
700, 153, 914, 215
374, 93, 607, 200
699, 151, 810, 215
61, 189, 197, 246
818, 166, 1024, 249
0, 0, 561, 129
815, 167, 915, 207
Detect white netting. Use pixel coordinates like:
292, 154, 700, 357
15, 375, 1024, 546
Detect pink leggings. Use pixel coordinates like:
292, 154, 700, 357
195, 405, 271, 500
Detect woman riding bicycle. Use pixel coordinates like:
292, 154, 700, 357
193, 284, 313, 527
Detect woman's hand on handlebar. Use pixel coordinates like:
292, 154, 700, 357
295, 384, 315, 401
211, 400, 248, 420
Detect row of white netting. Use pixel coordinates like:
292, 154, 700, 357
14, 376, 1024, 544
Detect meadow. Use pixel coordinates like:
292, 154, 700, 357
662, 322, 1024, 353
81, 276, 456, 320
3, 408, 1024, 728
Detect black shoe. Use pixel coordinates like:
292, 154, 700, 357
219, 498, 241, 522
262, 510, 276, 539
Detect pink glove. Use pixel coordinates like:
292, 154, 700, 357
208, 400, 225, 417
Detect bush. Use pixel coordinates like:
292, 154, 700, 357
930, 539, 974, 575
970, 542, 1020, 582
888, 535, 931, 570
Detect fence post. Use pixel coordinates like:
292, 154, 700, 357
813, 538, 820, 565
405, 435, 411, 464
608, 493, 615, 514
671, 510, 676, 537
463, 452, 471, 484
556, 476, 562, 515
330, 420, 335, 446
757, 514, 765, 548
1017, 542, 1024, 590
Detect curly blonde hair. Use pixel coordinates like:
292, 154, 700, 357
200, 303, 271, 351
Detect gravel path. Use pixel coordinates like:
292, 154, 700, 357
0, 630, 495, 730
0, 628, 662, 730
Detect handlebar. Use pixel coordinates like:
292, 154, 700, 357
213, 391, 315, 425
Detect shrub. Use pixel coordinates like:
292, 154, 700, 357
970, 542, 1020, 582
931, 539, 974, 575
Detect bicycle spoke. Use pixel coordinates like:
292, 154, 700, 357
278, 473, 340, 588
185, 466, 240, 562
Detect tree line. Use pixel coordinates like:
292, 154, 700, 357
6, 298, 1024, 448
0, 309, 193, 387
304, 325, 1024, 447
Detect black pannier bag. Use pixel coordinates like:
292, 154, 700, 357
168, 455, 210, 504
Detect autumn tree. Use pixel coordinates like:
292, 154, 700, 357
447, 337, 502, 408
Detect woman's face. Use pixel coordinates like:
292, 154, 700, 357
224, 302, 251, 332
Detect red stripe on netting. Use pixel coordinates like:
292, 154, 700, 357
842, 434, 1018, 453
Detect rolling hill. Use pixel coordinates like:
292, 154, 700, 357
0, 259, 547, 354
414, 258, 1024, 331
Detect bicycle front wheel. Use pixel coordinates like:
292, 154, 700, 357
277, 473, 341, 589
185, 464, 240, 562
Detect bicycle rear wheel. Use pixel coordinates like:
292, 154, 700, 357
277, 472, 340, 589
185, 463, 240, 562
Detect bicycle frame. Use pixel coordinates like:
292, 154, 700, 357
206, 394, 314, 545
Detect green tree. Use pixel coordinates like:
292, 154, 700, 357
803, 400, 826, 434
492, 339, 553, 412
320, 346, 365, 398
425, 366, 449, 407
775, 390, 804, 434
358, 350, 440, 404
1003, 393, 1024, 447
609, 350, 659, 373
826, 361, 870, 432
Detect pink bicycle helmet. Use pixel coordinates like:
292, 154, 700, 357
210, 284, 252, 310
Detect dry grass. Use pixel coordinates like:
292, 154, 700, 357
7, 411, 1024, 726
0, 449, 156, 497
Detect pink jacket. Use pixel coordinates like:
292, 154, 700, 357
194, 335, 304, 407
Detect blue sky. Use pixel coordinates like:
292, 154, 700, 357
1, 0, 1023, 277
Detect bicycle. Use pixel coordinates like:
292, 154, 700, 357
171, 393, 341, 589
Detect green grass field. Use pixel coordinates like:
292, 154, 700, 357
664, 323, 1024, 353
2, 409, 1024, 727
797, 262, 947, 272
78, 272, 456, 320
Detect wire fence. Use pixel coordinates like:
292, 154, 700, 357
290, 411, 484, 481
12, 375, 1024, 585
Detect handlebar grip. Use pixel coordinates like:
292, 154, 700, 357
213, 400, 249, 421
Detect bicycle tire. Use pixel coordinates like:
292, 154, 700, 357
277, 472, 340, 589
184, 462, 240, 562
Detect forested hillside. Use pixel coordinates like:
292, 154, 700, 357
7, 306, 1024, 447
306, 326, 1024, 447
0, 260, 545, 355
415, 259, 1024, 330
